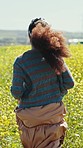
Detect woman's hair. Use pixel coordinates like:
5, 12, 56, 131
28, 18, 70, 74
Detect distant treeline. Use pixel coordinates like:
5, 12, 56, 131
0, 30, 83, 46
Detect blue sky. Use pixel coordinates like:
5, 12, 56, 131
0, 0, 83, 32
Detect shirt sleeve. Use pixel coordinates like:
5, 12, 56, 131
62, 64, 74, 90
57, 64, 74, 97
57, 64, 74, 92
11, 59, 26, 100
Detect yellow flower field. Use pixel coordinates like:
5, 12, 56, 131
0, 45, 83, 148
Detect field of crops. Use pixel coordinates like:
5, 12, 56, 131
0, 45, 83, 148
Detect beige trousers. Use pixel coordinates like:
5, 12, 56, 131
15, 102, 67, 148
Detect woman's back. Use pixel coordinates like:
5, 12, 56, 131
11, 18, 74, 148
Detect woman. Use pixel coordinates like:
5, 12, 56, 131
11, 18, 74, 148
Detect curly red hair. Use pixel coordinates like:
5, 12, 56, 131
30, 23, 70, 73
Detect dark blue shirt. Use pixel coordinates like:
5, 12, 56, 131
11, 49, 74, 108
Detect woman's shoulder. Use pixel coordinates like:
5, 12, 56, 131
14, 48, 41, 65
14, 49, 32, 61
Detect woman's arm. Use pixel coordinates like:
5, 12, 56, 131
61, 63, 74, 90
57, 63, 74, 97
11, 59, 25, 100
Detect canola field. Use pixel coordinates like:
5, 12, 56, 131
0, 45, 83, 148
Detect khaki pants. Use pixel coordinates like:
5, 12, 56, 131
15, 102, 67, 148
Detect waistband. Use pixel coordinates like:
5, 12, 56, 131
15, 102, 67, 128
